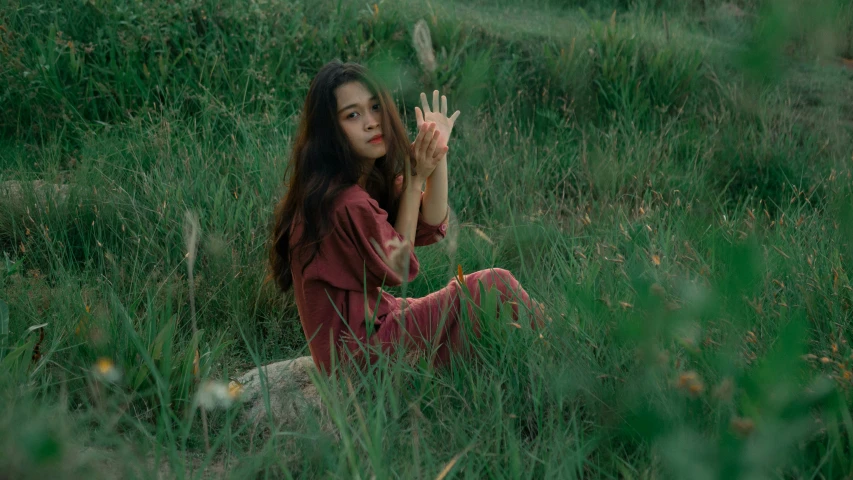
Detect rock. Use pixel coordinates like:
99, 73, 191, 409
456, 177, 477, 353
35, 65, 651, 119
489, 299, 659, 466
716, 2, 748, 19
235, 356, 328, 435
1, 180, 70, 205
698, 2, 754, 27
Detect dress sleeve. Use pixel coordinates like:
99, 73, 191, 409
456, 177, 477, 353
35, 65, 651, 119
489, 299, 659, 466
414, 207, 449, 247
334, 191, 420, 288
394, 175, 449, 247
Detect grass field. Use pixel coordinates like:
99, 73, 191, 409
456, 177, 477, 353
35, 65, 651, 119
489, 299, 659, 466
3, 0, 853, 477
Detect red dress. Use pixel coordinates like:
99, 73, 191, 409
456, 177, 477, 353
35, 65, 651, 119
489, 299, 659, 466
289, 183, 541, 373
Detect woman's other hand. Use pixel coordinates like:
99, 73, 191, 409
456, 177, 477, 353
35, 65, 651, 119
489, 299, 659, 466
408, 121, 447, 185
415, 90, 460, 152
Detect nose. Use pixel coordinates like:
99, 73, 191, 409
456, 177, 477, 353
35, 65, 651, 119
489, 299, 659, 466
365, 111, 380, 130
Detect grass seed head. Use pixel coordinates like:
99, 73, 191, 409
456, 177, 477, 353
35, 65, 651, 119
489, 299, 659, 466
412, 20, 436, 73
677, 371, 704, 398
730, 417, 756, 437
193, 349, 200, 376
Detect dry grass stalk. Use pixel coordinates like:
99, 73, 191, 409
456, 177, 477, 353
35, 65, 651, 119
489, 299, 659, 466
413, 20, 436, 73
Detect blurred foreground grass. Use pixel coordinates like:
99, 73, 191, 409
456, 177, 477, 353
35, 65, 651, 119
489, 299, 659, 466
2, 0, 853, 477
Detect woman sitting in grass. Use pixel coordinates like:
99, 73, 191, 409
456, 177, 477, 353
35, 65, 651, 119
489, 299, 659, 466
269, 60, 545, 374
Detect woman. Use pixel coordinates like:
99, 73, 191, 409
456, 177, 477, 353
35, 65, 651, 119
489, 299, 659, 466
269, 60, 545, 373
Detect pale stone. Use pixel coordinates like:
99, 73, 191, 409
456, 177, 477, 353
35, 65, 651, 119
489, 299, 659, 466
1, 180, 70, 204
235, 356, 328, 434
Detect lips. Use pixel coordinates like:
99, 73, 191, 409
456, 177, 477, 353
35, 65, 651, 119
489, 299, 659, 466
368, 134, 383, 144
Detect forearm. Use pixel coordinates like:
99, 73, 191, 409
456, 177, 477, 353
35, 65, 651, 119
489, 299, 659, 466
421, 156, 448, 225
394, 183, 423, 245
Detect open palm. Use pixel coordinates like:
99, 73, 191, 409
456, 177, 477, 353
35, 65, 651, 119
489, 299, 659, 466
415, 90, 461, 149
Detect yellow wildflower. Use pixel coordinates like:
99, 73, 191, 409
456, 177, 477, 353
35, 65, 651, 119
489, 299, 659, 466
92, 357, 121, 383
228, 380, 244, 400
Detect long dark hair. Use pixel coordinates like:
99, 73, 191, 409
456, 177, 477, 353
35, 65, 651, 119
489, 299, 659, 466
269, 60, 412, 292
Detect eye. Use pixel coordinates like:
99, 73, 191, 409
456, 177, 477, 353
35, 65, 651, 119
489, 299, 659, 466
346, 111, 358, 119
372, 103, 381, 111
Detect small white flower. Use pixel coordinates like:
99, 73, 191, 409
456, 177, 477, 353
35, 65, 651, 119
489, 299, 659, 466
196, 381, 231, 409
196, 380, 245, 409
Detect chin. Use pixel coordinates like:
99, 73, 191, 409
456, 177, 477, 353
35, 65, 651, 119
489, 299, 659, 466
371, 145, 387, 159
355, 143, 386, 162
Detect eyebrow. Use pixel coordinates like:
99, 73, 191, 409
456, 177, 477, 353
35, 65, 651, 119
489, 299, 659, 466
337, 96, 378, 114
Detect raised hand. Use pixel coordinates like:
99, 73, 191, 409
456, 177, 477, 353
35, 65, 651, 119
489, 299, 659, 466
408, 121, 448, 181
415, 90, 460, 150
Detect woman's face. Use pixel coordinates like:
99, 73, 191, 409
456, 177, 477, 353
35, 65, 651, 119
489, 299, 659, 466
335, 81, 387, 162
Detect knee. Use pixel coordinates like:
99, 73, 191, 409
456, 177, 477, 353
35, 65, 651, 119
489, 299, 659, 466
469, 268, 519, 291
490, 268, 518, 288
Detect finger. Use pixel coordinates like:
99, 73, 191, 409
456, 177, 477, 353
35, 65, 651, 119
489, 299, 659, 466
412, 129, 424, 158
413, 122, 425, 148
449, 110, 461, 125
430, 145, 448, 162
441, 95, 447, 115
420, 92, 430, 114
433, 145, 449, 160
421, 130, 435, 159
417, 122, 436, 156
421, 123, 436, 153
426, 125, 441, 155
418, 119, 432, 138
412, 125, 427, 159
415, 106, 424, 126
432, 90, 439, 113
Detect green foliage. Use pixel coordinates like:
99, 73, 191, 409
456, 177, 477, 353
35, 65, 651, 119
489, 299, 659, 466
1, 0, 853, 477
587, 16, 707, 125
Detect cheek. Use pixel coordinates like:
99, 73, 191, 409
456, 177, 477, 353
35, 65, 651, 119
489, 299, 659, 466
340, 123, 358, 146
340, 123, 366, 154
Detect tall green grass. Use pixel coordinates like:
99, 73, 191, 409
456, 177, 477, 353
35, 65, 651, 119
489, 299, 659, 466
2, 0, 853, 477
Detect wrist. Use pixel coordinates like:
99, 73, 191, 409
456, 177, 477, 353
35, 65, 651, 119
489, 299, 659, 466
426, 156, 447, 183
406, 176, 426, 193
